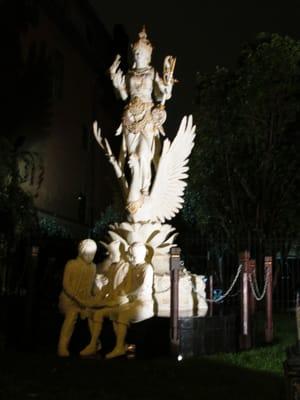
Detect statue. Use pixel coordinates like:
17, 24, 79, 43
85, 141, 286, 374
57, 239, 97, 357
94, 26, 178, 215
105, 242, 154, 359
79, 240, 130, 357
56, 27, 207, 359
110, 27, 176, 212
80, 242, 153, 359
93, 27, 207, 324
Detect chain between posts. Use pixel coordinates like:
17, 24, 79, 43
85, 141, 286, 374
164, 259, 268, 303
248, 267, 270, 301
194, 264, 243, 303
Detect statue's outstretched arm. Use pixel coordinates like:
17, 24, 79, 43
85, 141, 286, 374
93, 121, 128, 200
109, 54, 128, 101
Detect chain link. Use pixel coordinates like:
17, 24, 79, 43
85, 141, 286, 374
194, 264, 243, 303
155, 286, 171, 294
248, 268, 269, 301
155, 263, 267, 304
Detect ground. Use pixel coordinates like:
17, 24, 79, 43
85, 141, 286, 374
0, 313, 294, 400
0, 352, 285, 400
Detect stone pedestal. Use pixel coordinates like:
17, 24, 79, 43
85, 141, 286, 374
179, 314, 238, 357
115, 314, 238, 359
154, 271, 208, 317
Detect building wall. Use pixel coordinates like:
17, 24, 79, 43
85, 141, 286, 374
19, 1, 115, 235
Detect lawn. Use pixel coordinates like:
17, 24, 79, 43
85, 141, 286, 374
208, 312, 295, 375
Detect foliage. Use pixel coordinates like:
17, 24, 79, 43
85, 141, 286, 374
38, 215, 71, 239
0, 1, 52, 241
0, 135, 40, 239
182, 188, 204, 226
191, 33, 300, 253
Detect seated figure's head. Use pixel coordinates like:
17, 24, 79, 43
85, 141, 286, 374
132, 26, 153, 68
129, 242, 147, 266
78, 239, 97, 264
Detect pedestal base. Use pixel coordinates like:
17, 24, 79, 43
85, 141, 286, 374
154, 270, 208, 317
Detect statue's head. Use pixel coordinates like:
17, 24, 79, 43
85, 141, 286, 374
100, 240, 121, 264
128, 242, 147, 266
132, 26, 153, 68
78, 239, 97, 264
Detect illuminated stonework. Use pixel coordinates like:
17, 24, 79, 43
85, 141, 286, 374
93, 27, 207, 318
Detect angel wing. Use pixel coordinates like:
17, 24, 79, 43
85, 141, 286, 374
134, 115, 196, 223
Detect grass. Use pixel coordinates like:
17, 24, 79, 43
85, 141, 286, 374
207, 312, 295, 375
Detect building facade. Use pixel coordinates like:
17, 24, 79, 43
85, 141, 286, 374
7, 0, 119, 237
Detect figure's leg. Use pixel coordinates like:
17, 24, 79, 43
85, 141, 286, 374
88, 317, 93, 336
79, 310, 106, 356
105, 322, 128, 359
113, 321, 118, 335
88, 318, 102, 351
138, 136, 152, 195
57, 310, 78, 357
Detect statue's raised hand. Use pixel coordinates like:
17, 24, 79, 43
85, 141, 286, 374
113, 70, 125, 90
93, 121, 104, 150
109, 55, 123, 88
109, 54, 128, 100
109, 54, 121, 76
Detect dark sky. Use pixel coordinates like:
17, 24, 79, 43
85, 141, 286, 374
90, 0, 300, 131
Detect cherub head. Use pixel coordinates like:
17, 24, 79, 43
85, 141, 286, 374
131, 26, 153, 69
78, 239, 97, 264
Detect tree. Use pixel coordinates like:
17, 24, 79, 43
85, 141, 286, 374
189, 33, 300, 261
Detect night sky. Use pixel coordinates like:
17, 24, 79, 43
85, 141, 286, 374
90, 0, 300, 131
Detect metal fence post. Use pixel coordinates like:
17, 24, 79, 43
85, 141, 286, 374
265, 256, 273, 343
24, 245, 39, 346
239, 250, 251, 350
170, 246, 181, 357
208, 274, 214, 316
249, 259, 256, 316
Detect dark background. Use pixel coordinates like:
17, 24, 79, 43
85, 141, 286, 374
90, 1, 300, 131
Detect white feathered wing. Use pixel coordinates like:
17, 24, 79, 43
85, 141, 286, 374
133, 115, 196, 223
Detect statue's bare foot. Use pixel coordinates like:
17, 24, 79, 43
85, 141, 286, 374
57, 348, 70, 357
105, 346, 127, 359
80, 342, 101, 357
126, 195, 145, 214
